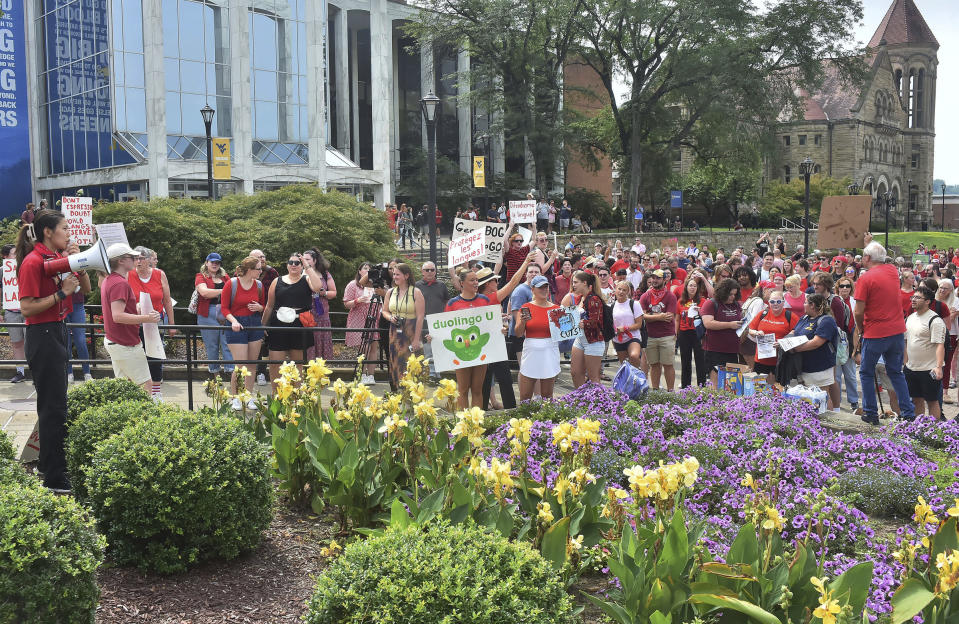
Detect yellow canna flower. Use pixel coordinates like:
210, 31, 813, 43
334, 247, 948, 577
554, 476, 571, 502
762, 505, 785, 532
321, 422, 332, 433
915, 496, 939, 527
569, 534, 584, 551
377, 414, 408, 435
306, 358, 332, 386
279, 360, 301, 383
812, 598, 841, 624
947, 499, 959, 518
414, 402, 438, 427
236, 366, 250, 380
275, 379, 294, 402
741, 473, 755, 489
404, 354, 425, 378
935, 551, 959, 594
507, 418, 533, 444
334, 409, 352, 422
319, 539, 342, 558
537, 501, 554, 525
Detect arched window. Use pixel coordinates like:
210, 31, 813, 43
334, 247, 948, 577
895, 68, 904, 101
784, 165, 791, 183
863, 137, 870, 161
908, 69, 916, 128
916, 69, 925, 128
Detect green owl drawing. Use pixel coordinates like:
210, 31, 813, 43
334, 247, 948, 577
443, 326, 490, 365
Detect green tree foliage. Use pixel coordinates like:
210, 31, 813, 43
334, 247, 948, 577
395, 148, 474, 222
672, 155, 761, 227
759, 175, 852, 224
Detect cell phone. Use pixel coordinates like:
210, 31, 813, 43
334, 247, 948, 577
520, 308, 532, 321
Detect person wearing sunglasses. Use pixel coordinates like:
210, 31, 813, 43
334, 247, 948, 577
195, 253, 234, 377
746, 290, 798, 384
833, 278, 859, 411
261, 253, 327, 387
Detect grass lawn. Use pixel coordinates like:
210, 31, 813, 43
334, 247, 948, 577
885, 230, 959, 252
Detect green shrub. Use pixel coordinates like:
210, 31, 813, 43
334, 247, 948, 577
835, 466, 926, 518
0, 429, 13, 461
66, 377, 149, 422
0, 482, 106, 624
86, 411, 272, 574
66, 400, 181, 500
304, 521, 577, 624
0, 459, 34, 488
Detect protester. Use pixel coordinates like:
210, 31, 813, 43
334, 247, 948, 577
701, 278, 743, 387
937, 279, 959, 403
611, 280, 643, 370
128, 246, 174, 401
303, 248, 336, 361
16, 210, 90, 493
382, 263, 424, 391
904, 285, 946, 419
221, 257, 266, 410
833, 276, 859, 410
195, 253, 234, 376
445, 267, 492, 408
343, 262, 376, 383
568, 271, 606, 387
101, 244, 159, 393
639, 269, 677, 390
508, 263, 542, 379
784, 274, 806, 312
734, 266, 756, 300
676, 275, 707, 387
249, 249, 278, 386
747, 290, 798, 383
515, 275, 560, 401
789, 293, 839, 409
414, 261, 448, 384
554, 258, 573, 302
740, 282, 768, 368
1, 245, 26, 383
20, 202, 35, 225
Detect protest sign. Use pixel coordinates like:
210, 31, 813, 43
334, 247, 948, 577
912, 253, 931, 265
548, 306, 582, 342
517, 225, 533, 247
508, 200, 536, 223
95, 223, 129, 248
448, 230, 486, 268
62, 196, 94, 246
817, 195, 873, 250
426, 305, 507, 372
2, 259, 18, 311
452, 218, 508, 263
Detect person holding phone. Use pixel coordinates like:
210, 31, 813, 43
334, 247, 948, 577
515, 275, 560, 401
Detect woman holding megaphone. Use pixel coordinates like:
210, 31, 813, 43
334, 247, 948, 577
15, 209, 91, 493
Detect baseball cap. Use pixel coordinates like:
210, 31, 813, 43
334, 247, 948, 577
206, 252, 222, 262
475, 267, 499, 286
651, 269, 665, 278
530, 275, 549, 288
106, 243, 141, 260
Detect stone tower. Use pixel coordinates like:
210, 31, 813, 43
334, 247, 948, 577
870, 0, 939, 228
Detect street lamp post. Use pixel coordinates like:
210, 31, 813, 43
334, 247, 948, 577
847, 182, 861, 196
799, 157, 814, 254
906, 178, 913, 232
420, 92, 440, 264
883, 191, 897, 249
201, 105, 215, 200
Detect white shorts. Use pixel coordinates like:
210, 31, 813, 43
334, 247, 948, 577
573, 334, 606, 357
104, 340, 151, 385
800, 367, 835, 389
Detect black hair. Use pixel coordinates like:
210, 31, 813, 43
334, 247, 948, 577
305, 247, 330, 273
733, 266, 757, 287
15, 209, 65, 268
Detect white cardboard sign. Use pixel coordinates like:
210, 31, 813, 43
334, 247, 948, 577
425, 305, 507, 372
94, 223, 129, 248
2, 259, 18, 311
62, 196, 94, 246
452, 218, 508, 263
448, 230, 486, 268
548, 306, 582, 342
508, 200, 536, 223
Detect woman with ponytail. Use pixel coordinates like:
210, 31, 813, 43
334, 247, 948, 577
16, 209, 91, 493
567, 270, 606, 387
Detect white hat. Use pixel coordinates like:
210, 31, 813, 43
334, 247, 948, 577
106, 243, 140, 260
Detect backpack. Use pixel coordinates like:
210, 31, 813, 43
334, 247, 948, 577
612, 360, 649, 399
216, 277, 264, 324
827, 294, 852, 336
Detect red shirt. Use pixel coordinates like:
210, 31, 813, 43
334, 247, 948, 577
18, 242, 70, 324
128, 269, 165, 317
854, 263, 907, 339
221, 278, 265, 318
740, 286, 753, 301
678, 299, 700, 332
609, 259, 629, 274
504, 245, 530, 283
749, 308, 799, 365
900, 289, 914, 318
521, 302, 559, 339
194, 273, 226, 317
445, 293, 491, 312
102, 272, 141, 346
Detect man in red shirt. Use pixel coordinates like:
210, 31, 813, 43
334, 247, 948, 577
854, 234, 914, 424
101, 244, 160, 390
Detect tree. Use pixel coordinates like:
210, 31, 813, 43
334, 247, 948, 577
759, 175, 852, 225
406, 0, 583, 195
395, 148, 474, 223
574, 0, 866, 211
673, 157, 761, 227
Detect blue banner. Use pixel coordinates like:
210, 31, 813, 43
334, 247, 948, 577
0, 0, 33, 219
670, 190, 683, 208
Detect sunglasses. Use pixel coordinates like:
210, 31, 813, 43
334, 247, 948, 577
423, 268, 436, 272
768, 299, 784, 304
839, 284, 852, 288
287, 260, 302, 266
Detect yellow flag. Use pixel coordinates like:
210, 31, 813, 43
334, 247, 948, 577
473, 156, 486, 188
212, 138, 231, 180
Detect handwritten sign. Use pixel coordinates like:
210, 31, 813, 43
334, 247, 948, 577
453, 218, 508, 263
508, 200, 536, 224
62, 196, 94, 246
548, 306, 582, 342
448, 230, 486, 268
425, 305, 507, 372
817, 196, 873, 250
2, 259, 18, 311
95, 223, 129, 248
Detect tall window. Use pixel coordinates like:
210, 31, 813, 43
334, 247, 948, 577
915, 69, 924, 128
907, 69, 916, 129
798, 134, 806, 145
784, 165, 791, 183
112, 0, 147, 158
783, 135, 791, 146
163, 0, 231, 159
36, 0, 138, 174
249, 0, 308, 164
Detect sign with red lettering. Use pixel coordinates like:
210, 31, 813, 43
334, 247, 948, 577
2, 259, 18, 312
448, 230, 486, 268
62, 196, 95, 246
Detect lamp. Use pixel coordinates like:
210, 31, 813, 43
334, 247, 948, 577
420, 92, 440, 263
798, 158, 815, 254
847, 182, 861, 195
201, 105, 215, 200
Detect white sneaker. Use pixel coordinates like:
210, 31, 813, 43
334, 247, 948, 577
362, 374, 376, 385
151, 394, 163, 403
256, 373, 267, 386
67, 373, 74, 383
231, 398, 242, 411
83, 374, 93, 382
246, 399, 257, 411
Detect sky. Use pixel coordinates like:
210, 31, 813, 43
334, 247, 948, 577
856, 0, 954, 181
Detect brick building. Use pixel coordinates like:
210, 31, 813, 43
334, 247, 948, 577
764, 0, 939, 230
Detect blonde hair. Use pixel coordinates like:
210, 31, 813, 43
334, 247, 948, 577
199, 260, 228, 279
784, 274, 801, 288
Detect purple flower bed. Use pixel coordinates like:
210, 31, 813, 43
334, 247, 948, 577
488, 384, 959, 617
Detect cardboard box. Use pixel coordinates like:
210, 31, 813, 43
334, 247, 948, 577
717, 364, 750, 396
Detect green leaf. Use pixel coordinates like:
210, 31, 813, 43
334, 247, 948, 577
659, 507, 688, 580
727, 522, 759, 566
496, 505, 514, 538
582, 592, 635, 624
890, 578, 936, 624
830, 561, 873, 616
448, 503, 470, 525
649, 611, 672, 624
414, 487, 446, 525
690, 593, 782, 624
390, 498, 410, 530
932, 517, 959, 562
541, 517, 571, 570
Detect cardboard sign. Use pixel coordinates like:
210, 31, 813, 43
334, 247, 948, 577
508, 200, 536, 223
517, 226, 533, 247
95, 223, 129, 249
452, 218, 508, 263
817, 195, 873, 250
2, 259, 18, 311
912, 253, 931, 266
548, 306, 582, 342
448, 230, 486, 268
426, 305, 507, 372
62, 196, 94, 246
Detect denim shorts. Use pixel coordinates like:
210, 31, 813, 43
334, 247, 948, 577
225, 314, 265, 344
573, 333, 606, 356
